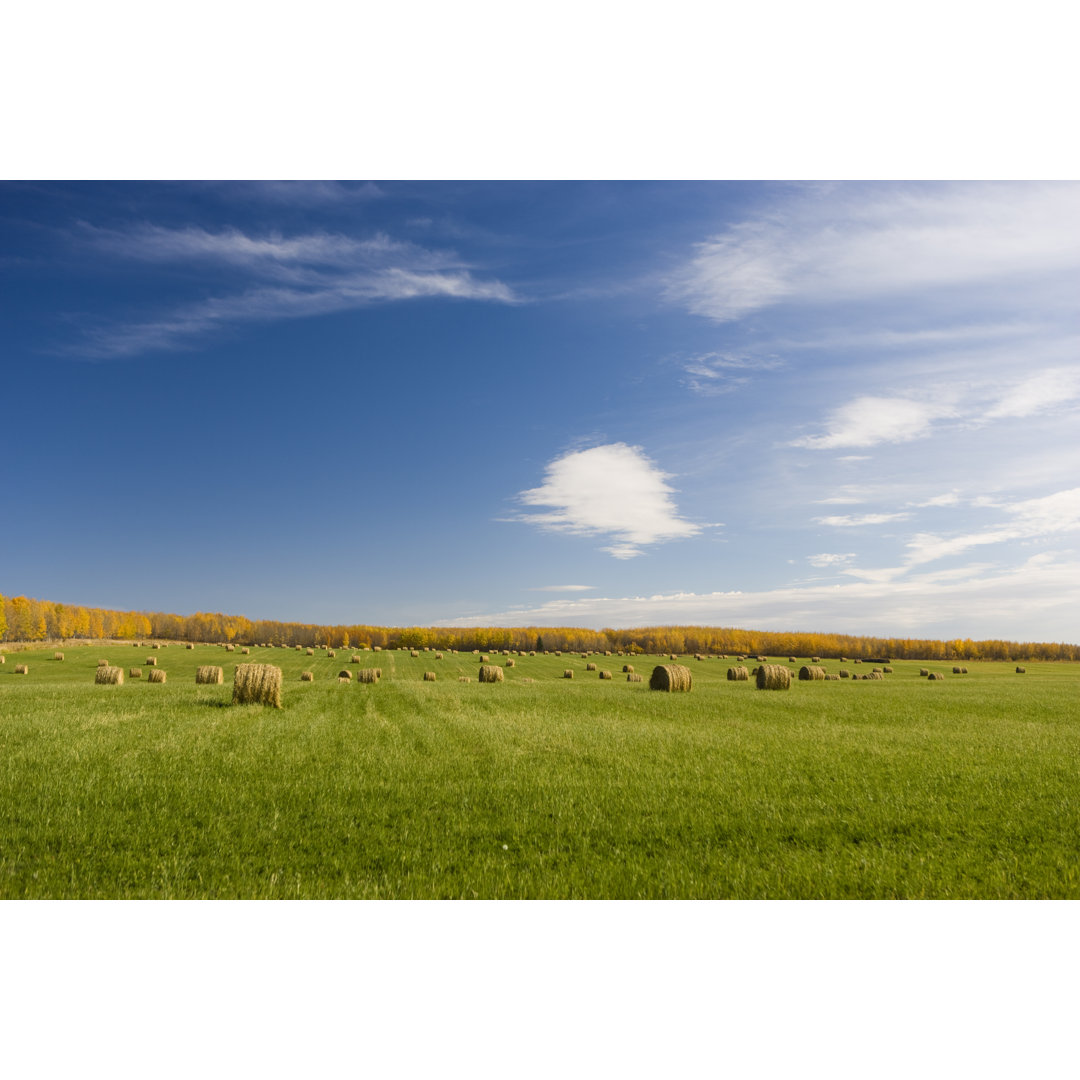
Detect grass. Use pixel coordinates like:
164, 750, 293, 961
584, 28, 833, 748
1, 645, 1078, 898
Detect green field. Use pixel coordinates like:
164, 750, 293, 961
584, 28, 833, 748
2, 643, 1078, 898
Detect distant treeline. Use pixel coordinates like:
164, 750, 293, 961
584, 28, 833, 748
1, 592, 1077, 661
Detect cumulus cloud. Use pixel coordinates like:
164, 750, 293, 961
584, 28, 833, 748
512, 443, 702, 559
74, 223, 518, 357
666, 182, 1080, 323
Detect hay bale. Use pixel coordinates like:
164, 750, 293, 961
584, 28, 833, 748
306, 648, 315, 656
145, 657, 157, 666
479, 665, 504, 683
554, 651, 561, 657
650, 664, 692, 692
868, 671, 885, 680
586, 662, 597, 671
351, 655, 362, 663
756, 655, 768, 662
853, 659, 862, 664
825, 674, 841, 681
839, 669, 850, 678
196, 666, 224, 684
186, 643, 195, 649
435, 653, 443, 660
152, 643, 161, 650
421, 671, 437, 681
928, 672, 943, 680
232, 663, 282, 707
627, 673, 643, 682
799, 666, 826, 681
811, 656, 821, 663
95, 665, 123, 685
338, 670, 353, 680
505, 658, 516, 667
300, 671, 314, 681
242, 647, 251, 655
920, 668, 929, 677
755, 664, 791, 690
98, 658, 109, 666
727, 666, 749, 681
410, 650, 419, 658
129, 668, 141, 678
563, 669, 574, 679
357, 669, 380, 683
599, 670, 612, 680
961, 667, 968, 674
373, 646, 381, 652
882, 665, 893, 673
669, 654, 678, 660
147, 669, 167, 684
623, 664, 634, 673
1016, 666, 1026, 674
458, 676, 471, 683
226, 644, 236, 652
0, 655, 4, 664
375, 668, 382, 678
480, 655, 490, 663
952, 666, 962, 674
54, 652, 64, 661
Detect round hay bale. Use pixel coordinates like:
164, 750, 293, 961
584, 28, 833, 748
727, 666, 749, 681
195, 666, 224, 685
554, 651, 561, 656
54, 652, 64, 661
98, 659, 109, 666
338, 670, 353, 680
882, 665, 893, 673
129, 668, 141, 678
306, 648, 315, 656
505, 658, 516, 667
337, 676, 351, 684
961, 667, 969, 674
563, 669, 574, 679
650, 664, 692, 692
585, 662, 597, 671
756, 664, 791, 690
623, 664, 634, 673
480, 655, 490, 663
95, 665, 123, 685
868, 671, 885, 680
825, 673, 841, 680
152, 643, 161, 650
953, 666, 962, 674
225, 644, 235, 652
839, 669, 850, 678
232, 663, 281, 707
423, 671, 436, 681
853, 659, 862, 664
1016, 666, 1026, 673
798, 666, 826, 681
373, 646, 381, 652
669, 654, 678, 661
186, 643, 195, 650
789, 657, 797, 663
435, 653, 443, 660
300, 671, 314, 681
479, 665, 504, 683
920, 668, 929, 677
357, 669, 380, 683
627, 673, 643, 682
11, 663, 25, 675
410, 650, 419, 658
458, 676, 471, 683
811, 656, 821, 663
145, 657, 157, 666
147, 669, 167, 684
928, 672, 943, 680
756, 655, 768, 663
599, 670, 612, 680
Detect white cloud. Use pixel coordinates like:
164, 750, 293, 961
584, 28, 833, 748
436, 553, 1080, 641
914, 492, 962, 507
903, 486, 1080, 567
792, 396, 957, 450
527, 585, 595, 592
74, 223, 518, 356
667, 182, 1080, 323
983, 367, 1080, 420
807, 553, 856, 567
512, 443, 701, 559
814, 512, 910, 528
681, 351, 784, 395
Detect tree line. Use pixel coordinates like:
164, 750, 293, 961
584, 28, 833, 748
1, 592, 1077, 661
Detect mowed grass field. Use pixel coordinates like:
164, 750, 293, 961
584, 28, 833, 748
1, 643, 1078, 899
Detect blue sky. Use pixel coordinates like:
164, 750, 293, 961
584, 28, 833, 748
3, 180, 1078, 640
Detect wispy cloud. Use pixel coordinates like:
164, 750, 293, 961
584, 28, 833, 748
814, 512, 910, 528
510, 443, 702, 559
680, 351, 784, 395
807, 552, 856, 567
73, 223, 518, 357
666, 182, 1080, 323
526, 585, 595, 592
792, 396, 957, 450
436, 553, 1080, 640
